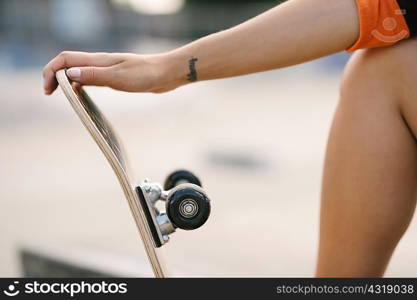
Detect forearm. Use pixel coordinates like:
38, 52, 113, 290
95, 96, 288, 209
166, 0, 359, 85
42, 0, 360, 94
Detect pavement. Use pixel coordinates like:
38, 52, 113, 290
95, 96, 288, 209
1, 59, 416, 277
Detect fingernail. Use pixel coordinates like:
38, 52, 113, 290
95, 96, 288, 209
67, 68, 81, 79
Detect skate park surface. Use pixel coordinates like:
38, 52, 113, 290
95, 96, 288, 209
1, 51, 417, 277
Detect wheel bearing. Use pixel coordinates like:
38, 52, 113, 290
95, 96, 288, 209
179, 199, 199, 218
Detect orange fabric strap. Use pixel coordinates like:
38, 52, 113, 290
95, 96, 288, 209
347, 0, 410, 52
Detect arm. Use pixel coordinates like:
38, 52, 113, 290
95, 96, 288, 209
43, 0, 359, 95
168, 0, 359, 82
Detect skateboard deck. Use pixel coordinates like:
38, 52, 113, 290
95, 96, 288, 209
56, 70, 167, 277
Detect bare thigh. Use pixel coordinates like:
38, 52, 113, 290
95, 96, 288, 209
316, 39, 417, 277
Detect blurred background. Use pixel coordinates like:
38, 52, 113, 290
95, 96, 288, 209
1, 0, 416, 277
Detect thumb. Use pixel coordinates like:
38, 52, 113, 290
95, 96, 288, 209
66, 67, 111, 86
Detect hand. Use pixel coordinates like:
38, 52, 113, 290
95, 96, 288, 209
42, 51, 183, 95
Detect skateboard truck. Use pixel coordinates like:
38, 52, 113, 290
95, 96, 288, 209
136, 170, 211, 248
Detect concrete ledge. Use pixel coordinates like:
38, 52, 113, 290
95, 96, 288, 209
19, 244, 154, 277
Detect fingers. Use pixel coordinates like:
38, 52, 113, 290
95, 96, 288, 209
66, 66, 114, 87
42, 51, 122, 95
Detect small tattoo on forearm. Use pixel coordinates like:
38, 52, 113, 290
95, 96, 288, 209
187, 57, 198, 82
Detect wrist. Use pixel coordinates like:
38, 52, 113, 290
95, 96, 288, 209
152, 51, 189, 92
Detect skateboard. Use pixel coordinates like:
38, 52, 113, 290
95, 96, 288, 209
56, 69, 211, 278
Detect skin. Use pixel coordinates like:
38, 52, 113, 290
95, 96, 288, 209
43, 0, 359, 94
42, 0, 417, 276
317, 41, 417, 277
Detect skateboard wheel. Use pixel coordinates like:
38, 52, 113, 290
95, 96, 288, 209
166, 183, 210, 230
164, 170, 202, 190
